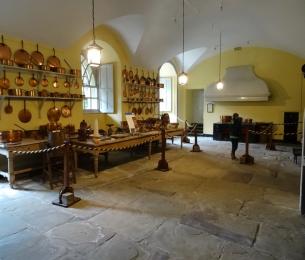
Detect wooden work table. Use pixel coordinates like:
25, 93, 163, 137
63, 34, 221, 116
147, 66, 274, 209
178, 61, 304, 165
71, 128, 183, 177
0, 138, 47, 188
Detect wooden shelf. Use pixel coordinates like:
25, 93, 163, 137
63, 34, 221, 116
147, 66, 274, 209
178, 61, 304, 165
123, 81, 164, 88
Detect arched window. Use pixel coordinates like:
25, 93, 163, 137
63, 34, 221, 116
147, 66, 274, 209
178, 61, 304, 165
81, 54, 114, 113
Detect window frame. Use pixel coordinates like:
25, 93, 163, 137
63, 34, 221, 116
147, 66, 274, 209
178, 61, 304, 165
159, 76, 173, 113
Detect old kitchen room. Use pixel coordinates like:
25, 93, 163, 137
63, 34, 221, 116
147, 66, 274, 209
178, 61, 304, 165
0, 0, 305, 259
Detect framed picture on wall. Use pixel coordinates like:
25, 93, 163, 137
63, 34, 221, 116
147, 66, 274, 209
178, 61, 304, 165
207, 103, 214, 113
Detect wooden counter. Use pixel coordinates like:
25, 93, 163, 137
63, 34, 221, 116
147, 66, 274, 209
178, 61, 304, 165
71, 128, 183, 177
0, 138, 47, 187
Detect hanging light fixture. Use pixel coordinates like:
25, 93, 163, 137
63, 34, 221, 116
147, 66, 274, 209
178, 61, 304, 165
178, 0, 188, 85
86, 0, 103, 67
216, 0, 224, 90
216, 31, 224, 90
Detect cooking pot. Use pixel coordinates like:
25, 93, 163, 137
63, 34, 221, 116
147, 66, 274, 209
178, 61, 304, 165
0, 88, 6, 96
31, 44, 44, 66
0, 130, 22, 143
14, 40, 30, 67
48, 130, 65, 147
15, 72, 24, 87
64, 59, 81, 76
40, 74, 48, 87
56, 67, 66, 74
61, 104, 71, 118
47, 102, 61, 122
0, 35, 12, 60
8, 88, 24, 96
25, 89, 38, 97
29, 74, 38, 87
0, 59, 14, 66
47, 48, 61, 71
0, 70, 10, 89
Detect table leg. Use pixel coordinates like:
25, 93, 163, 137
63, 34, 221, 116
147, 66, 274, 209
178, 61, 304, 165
180, 135, 183, 149
94, 151, 99, 178
73, 150, 78, 170
7, 153, 15, 188
148, 141, 152, 159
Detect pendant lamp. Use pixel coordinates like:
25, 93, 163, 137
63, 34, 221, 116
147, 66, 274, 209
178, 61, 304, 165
178, 0, 188, 85
216, 31, 224, 90
86, 0, 103, 67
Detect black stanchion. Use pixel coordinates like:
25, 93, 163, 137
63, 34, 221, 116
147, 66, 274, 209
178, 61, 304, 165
240, 127, 254, 165
191, 125, 201, 152
156, 126, 170, 172
52, 141, 81, 207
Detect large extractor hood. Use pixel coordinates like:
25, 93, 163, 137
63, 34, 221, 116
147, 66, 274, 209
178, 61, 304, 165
204, 65, 270, 101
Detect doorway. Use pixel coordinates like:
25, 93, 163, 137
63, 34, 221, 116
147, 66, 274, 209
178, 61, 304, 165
284, 112, 299, 143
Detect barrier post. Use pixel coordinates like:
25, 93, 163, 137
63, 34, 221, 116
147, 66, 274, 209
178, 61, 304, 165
240, 127, 254, 165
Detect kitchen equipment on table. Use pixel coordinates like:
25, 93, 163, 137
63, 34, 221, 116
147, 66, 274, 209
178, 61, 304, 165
14, 40, 30, 67
0, 35, 12, 60
29, 73, 38, 87
8, 88, 23, 96
15, 72, 24, 87
47, 102, 61, 122
4, 98, 13, 114
0, 70, 10, 89
0, 130, 22, 143
18, 100, 32, 123
47, 48, 61, 71
31, 44, 44, 66
41, 74, 48, 87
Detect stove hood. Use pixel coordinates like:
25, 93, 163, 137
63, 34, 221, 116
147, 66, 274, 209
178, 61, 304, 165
204, 65, 270, 101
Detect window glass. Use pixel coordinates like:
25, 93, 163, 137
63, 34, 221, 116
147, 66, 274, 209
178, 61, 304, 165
81, 55, 114, 113
159, 77, 172, 112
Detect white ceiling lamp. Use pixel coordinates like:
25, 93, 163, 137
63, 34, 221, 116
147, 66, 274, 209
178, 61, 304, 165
86, 0, 103, 67
178, 0, 188, 86
216, 0, 224, 90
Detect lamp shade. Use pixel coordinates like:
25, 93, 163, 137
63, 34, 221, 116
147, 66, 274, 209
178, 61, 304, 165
178, 72, 188, 85
216, 81, 224, 90
87, 44, 102, 67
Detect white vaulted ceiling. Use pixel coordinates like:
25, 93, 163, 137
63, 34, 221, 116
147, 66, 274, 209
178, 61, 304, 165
0, 0, 304, 70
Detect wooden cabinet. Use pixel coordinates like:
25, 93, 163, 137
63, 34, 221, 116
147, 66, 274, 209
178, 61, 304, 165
213, 122, 272, 143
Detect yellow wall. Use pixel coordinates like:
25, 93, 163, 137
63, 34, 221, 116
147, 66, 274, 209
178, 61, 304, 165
184, 47, 305, 139
0, 25, 131, 131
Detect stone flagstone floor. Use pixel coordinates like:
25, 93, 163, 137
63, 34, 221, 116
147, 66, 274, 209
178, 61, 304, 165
0, 137, 304, 260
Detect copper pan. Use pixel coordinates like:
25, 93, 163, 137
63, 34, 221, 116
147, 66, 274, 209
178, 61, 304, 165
14, 40, 30, 67
15, 72, 24, 87
18, 100, 32, 123
31, 44, 44, 66
47, 48, 61, 71
0, 70, 10, 89
29, 74, 38, 87
47, 101, 61, 123
0, 35, 12, 60
61, 104, 71, 118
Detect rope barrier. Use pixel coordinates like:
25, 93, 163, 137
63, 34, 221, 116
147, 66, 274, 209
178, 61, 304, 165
11, 143, 66, 155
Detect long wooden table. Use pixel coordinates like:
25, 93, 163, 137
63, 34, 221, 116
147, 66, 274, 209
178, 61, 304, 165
0, 139, 47, 188
71, 128, 183, 177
